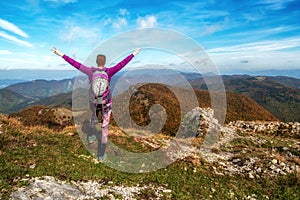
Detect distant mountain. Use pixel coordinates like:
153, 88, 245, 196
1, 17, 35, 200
0, 78, 75, 114
221, 75, 300, 122
269, 76, 300, 89
0, 69, 78, 81
245, 69, 300, 79
221, 69, 300, 79
169, 74, 300, 122
0, 79, 28, 89
4, 79, 74, 99
0, 88, 34, 113
32, 92, 72, 108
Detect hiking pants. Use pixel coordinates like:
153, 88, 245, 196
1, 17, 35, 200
90, 100, 112, 144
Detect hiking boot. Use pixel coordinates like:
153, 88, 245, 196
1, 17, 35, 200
98, 153, 107, 162
87, 135, 96, 144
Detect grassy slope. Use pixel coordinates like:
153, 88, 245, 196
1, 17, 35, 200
0, 114, 299, 200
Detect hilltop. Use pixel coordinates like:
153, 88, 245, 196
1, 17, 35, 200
112, 83, 278, 136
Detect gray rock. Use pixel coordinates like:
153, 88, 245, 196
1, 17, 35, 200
232, 158, 241, 164
248, 172, 255, 179
282, 147, 289, 151
269, 165, 276, 170
10, 176, 171, 200
256, 167, 262, 173
271, 159, 278, 165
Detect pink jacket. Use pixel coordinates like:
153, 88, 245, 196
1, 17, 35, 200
62, 54, 134, 82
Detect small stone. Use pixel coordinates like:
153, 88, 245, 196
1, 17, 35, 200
271, 159, 278, 164
244, 167, 251, 172
248, 172, 255, 179
67, 132, 75, 136
279, 171, 287, 176
279, 162, 286, 167
256, 167, 262, 173
270, 165, 276, 170
232, 158, 241, 164
287, 152, 293, 157
29, 164, 36, 169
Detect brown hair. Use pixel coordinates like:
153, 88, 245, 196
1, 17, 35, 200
96, 54, 106, 66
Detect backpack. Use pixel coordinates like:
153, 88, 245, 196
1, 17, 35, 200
91, 69, 109, 104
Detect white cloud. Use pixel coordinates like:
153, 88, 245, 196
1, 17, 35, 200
113, 18, 128, 29
258, 0, 296, 10
60, 24, 100, 44
119, 8, 130, 17
102, 18, 112, 26
0, 57, 35, 64
0, 18, 28, 38
207, 38, 300, 53
0, 31, 33, 48
44, 0, 77, 4
209, 50, 300, 72
229, 26, 299, 38
110, 9, 130, 29
0, 50, 12, 55
201, 24, 224, 36
137, 15, 157, 28
205, 37, 300, 72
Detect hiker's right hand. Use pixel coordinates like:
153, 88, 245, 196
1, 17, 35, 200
51, 47, 64, 57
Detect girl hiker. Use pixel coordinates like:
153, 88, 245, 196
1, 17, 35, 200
52, 47, 141, 161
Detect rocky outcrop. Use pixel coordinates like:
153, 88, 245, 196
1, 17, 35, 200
174, 107, 300, 178
228, 120, 300, 138
10, 176, 171, 200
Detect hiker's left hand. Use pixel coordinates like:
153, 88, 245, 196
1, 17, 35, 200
133, 48, 141, 56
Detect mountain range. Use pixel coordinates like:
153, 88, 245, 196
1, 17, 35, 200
0, 70, 299, 123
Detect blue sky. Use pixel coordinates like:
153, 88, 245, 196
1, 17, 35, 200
0, 0, 300, 74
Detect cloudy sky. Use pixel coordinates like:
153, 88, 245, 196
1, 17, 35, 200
0, 0, 300, 74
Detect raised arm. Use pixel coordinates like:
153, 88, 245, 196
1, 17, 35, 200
51, 47, 92, 76
107, 48, 141, 77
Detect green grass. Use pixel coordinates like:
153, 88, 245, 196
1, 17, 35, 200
0, 117, 299, 199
